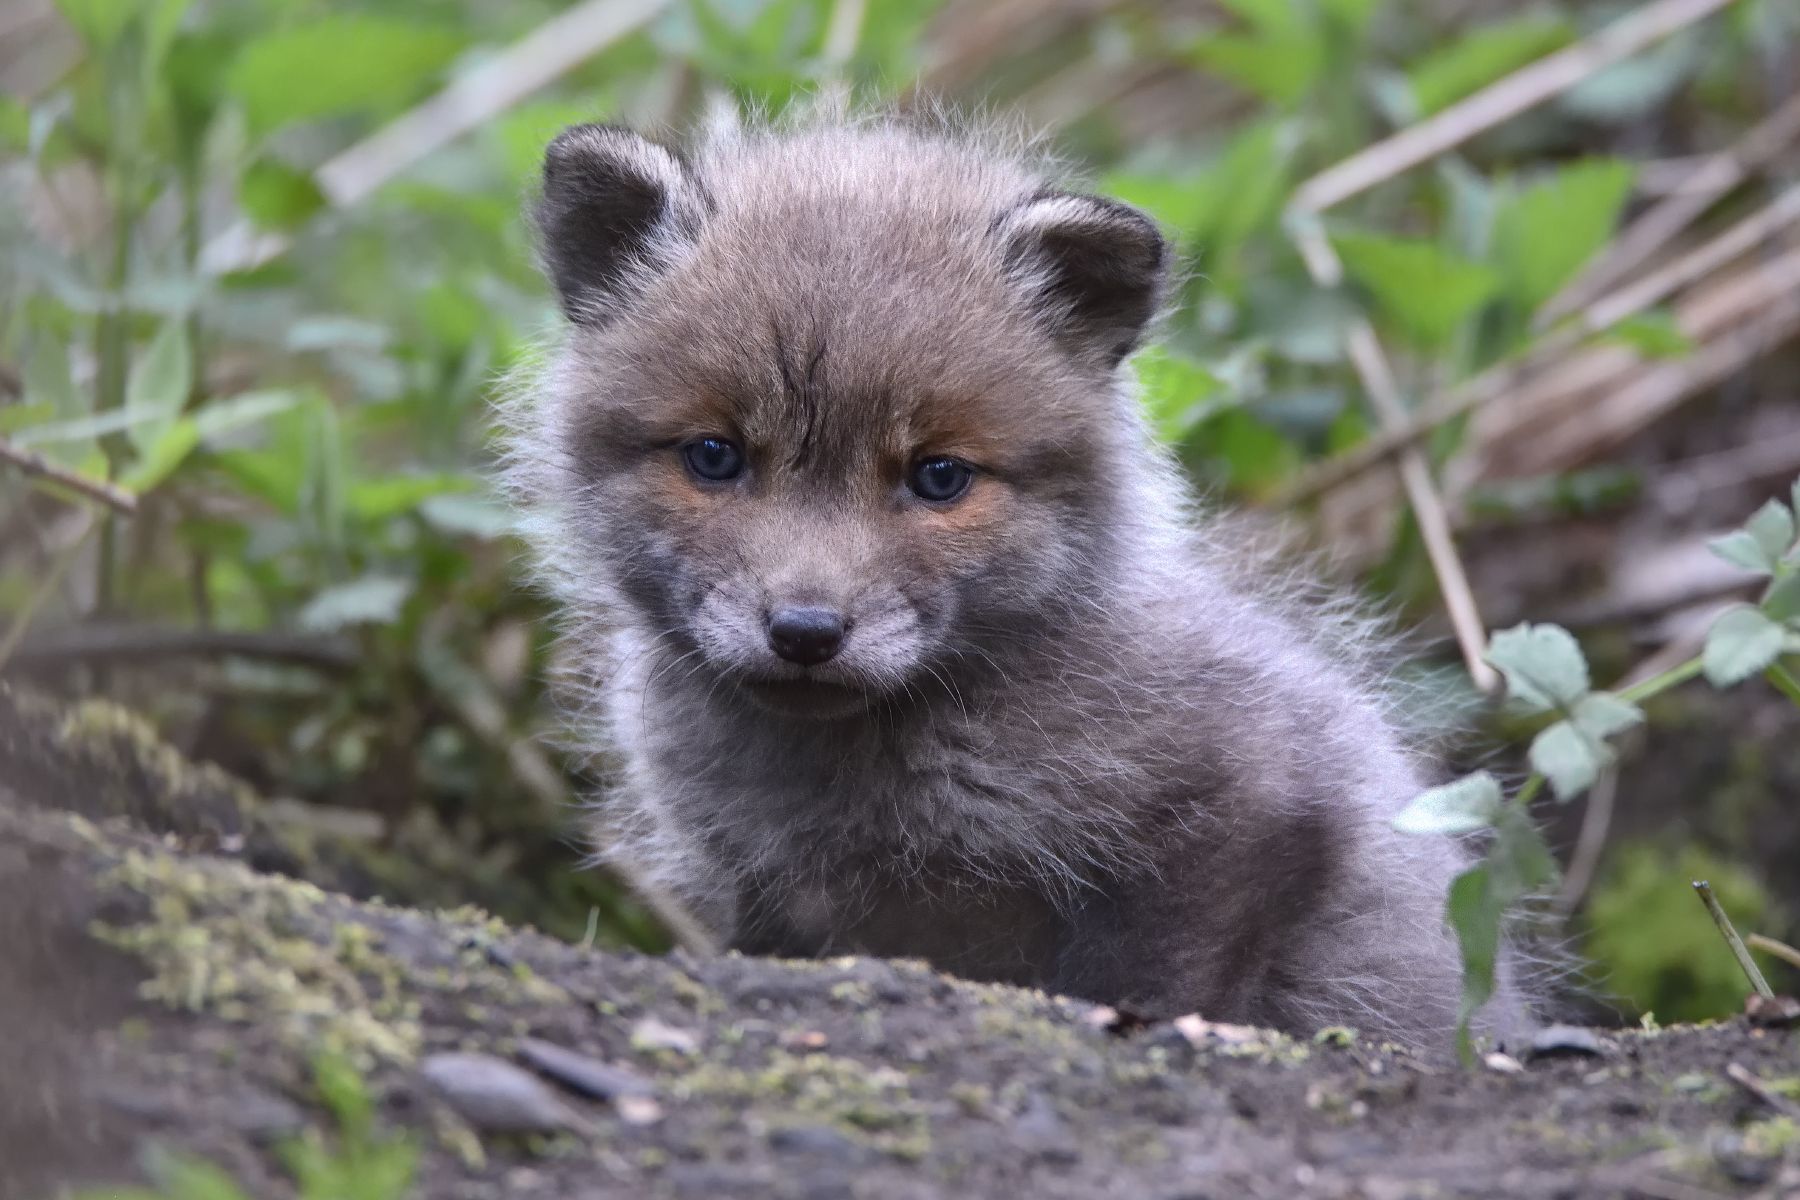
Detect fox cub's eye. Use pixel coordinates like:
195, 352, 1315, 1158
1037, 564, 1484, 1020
908, 456, 974, 503
682, 437, 744, 482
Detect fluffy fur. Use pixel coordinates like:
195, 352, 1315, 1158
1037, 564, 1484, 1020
501, 111, 1521, 1049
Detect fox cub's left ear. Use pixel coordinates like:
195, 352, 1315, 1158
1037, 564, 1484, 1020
535, 124, 707, 326
996, 191, 1168, 368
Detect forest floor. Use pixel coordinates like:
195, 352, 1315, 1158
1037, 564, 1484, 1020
3, 683, 1797, 1200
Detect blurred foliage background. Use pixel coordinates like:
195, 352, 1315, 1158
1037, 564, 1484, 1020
2, 0, 1797, 1024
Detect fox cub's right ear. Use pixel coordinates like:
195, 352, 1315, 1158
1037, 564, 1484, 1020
535, 125, 705, 325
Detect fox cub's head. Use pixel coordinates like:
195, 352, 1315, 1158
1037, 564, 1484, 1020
532, 122, 1167, 719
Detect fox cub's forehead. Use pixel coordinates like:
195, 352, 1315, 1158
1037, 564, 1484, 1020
538, 121, 1170, 427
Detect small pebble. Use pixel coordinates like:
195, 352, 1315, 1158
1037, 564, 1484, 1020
517, 1037, 655, 1101
421, 1051, 585, 1135
631, 1017, 700, 1056
1745, 993, 1800, 1028
1527, 1025, 1605, 1060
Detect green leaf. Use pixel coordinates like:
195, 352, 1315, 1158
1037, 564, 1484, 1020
0, 97, 28, 152
418, 493, 517, 540
239, 158, 327, 230
1134, 347, 1224, 442
192, 390, 303, 444
1318, 0, 1380, 35
1764, 571, 1800, 625
1604, 312, 1693, 359
1334, 231, 1500, 347
1491, 159, 1636, 313
1529, 720, 1607, 801
1704, 605, 1786, 687
1392, 771, 1502, 835
118, 417, 200, 493
1192, 32, 1322, 105
1525, 689, 1641, 803
54, 0, 138, 50
1485, 622, 1590, 711
1744, 497, 1796, 562
1561, 33, 1698, 124
143, 1149, 252, 1200
23, 341, 83, 418
311, 1053, 374, 1139
1490, 804, 1558, 897
226, 18, 462, 136
297, 575, 413, 632
12, 405, 172, 447
349, 473, 472, 522
1446, 863, 1499, 1063
1570, 691, 1643, 740
1765, 662, 1800, 709
125, 321, 192, 453
0, 403, 55, 435
1708, 529, 1777, 576
1407, 15, 1574, 116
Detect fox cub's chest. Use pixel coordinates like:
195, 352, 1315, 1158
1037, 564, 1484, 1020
732, 874, 1064, 988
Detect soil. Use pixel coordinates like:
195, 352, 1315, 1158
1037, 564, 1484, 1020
3, 683, 1797, 1200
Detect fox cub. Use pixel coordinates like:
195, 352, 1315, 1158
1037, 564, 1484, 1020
505, 114, 1512, 1048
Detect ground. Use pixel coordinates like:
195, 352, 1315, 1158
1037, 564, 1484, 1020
3, 684, 1797, 1200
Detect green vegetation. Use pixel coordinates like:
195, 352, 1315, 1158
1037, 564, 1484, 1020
77, 1055, 417, 1200
5, 0, 1798, 1052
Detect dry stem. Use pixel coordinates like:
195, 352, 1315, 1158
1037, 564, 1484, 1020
0, 435, 139, 515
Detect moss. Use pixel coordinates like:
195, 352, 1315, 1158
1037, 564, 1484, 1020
675, 1050, 932, 1159
88, 840, 566, 1071
92, 849, 422, 1067
665, 969, 725, 1015
1584, 843, 1782, 1023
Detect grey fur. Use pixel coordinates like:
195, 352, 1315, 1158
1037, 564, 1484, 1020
502, 112, 1522, 1050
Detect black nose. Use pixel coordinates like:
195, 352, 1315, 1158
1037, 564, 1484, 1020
766, 606, 845, 666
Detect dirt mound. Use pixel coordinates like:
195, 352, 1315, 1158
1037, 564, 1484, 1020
2, 686, 1795, 1199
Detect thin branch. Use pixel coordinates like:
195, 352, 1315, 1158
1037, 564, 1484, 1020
0, 510, 97, 672
1522, 264, 1800, 471
1288, 218, 1497, 693
1554, 765, 1617, 917
1724, 1062, 1799, 1116
1290, 0, 1737, 215
822, 0, 867, 66
0, 434, 139, 514
1275, 184, 1800, 505
1693, 880, 1775, 1000
1539, 90, 1800, 326
1748, 932, 1800, 971
5, 624, 358, 672
200, 0, 675, 276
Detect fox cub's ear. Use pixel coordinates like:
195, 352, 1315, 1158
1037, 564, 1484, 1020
996, 191, 1167, 367
535, 125, 705, 325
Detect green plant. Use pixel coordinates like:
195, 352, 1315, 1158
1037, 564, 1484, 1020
75, 1055, 416, 1200
1395, 478, 1800, 1058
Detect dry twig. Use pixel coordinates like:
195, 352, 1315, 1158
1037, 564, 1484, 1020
1724, 1062, 1799, 1116
1540, 90, 1800, 325
1693, 880, 1775, 1001
201, 0, 675, 275
1278, 183, 1800, 505
0, 435, 139, 515
1748, 933, 1800, 971
1289, 220, 1497, 692
1290, 0, 1737, 216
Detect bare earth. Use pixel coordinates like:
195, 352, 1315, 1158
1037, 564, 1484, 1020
2, 684, 1796, 1200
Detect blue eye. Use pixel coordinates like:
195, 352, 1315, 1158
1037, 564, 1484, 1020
682, 437, 744, 482
908, 456, 974, 503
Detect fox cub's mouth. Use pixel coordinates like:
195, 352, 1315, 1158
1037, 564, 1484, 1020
735, 675, 869, 720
